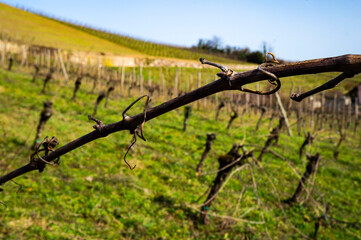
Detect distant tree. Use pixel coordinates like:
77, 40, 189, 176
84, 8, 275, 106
197, 36, 224, 54
210, 36, 222, 52
194, 38, 273, 63
246, 51, 264, 64
262, 41, 274, 58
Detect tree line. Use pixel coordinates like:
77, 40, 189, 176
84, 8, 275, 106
192, 36, 282, 64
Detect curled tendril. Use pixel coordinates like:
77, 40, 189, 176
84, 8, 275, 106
122, 95, 150, 169
31, 136, 60, 165
239, 52, 281, 95
123, 134, 138, 169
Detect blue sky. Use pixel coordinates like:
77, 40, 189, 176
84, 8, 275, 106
2, 0, 361, 61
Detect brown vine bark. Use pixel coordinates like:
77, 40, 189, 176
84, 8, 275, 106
255, 106, 267, 131
42, 69, 53, 93
257, 117, 284, 162
200, 144, 253, 224
283, 153, 320, 204
32, 101, 53, 150
215, 101, 225, 121
183, 106, 192, 131
226, 109, 238, 130
32, 64, 40, 82
104, 86, 115, 108
1, 54, 361, 185
196, 133, 216, 175
299, 132, 315, 158
72, 76, 82, 101
93, 91, 106, 116
7, 56, 13, 71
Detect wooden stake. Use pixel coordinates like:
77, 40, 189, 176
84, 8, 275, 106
57, 49, 69, 82
140, 63, 143, 94
275, 92, 293, 136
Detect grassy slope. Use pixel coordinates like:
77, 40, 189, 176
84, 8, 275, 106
0, 66, 360, 239
0, 3, 247, 64
57, 20, 248, 64
0, 3, 145, 56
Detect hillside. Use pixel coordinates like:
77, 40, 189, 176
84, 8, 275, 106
0, 3, 145, 57
56, 20, 247, 64
0, 3, 249, 66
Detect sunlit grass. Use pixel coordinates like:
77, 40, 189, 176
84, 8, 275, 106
0, 67, 360, 239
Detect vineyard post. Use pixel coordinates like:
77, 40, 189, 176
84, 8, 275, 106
347, 100, 352, 129
275, 92, 292, 136
66, 52, 70, 74
355, 97, 359, 133
1, 40, 5, 68
331, 94, 337, 130
320, 92, 325, 130
47, 49, 51, 71
245, 92, 249, 112
256, 83, 260, 107
1, 33, 8, 68
120, 65, 124, 95
21, 45, 27, 68
139, 62, 143, 94
197, 72, 201, 109
40, 50, 43, 68
173, 68, 179, 97
341, 98, 346, 129
310, 96, 315, 130
57, 49, 69, 82
286, 81, 295, 113
148, 70, 152, 89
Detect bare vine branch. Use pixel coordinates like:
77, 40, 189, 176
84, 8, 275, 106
1, 54, 361, 185
290, 72, 356, 102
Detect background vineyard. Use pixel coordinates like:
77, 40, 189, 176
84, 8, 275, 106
1, 3, 361, 239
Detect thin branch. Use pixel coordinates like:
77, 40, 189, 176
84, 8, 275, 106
1, 54, 361, 185
290, 72, 356, 102
195, 164, 249, 207
185, 203, 264, 225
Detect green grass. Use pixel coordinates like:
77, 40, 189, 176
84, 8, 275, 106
0, 66, 361, 239
0, 3, 145, 57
